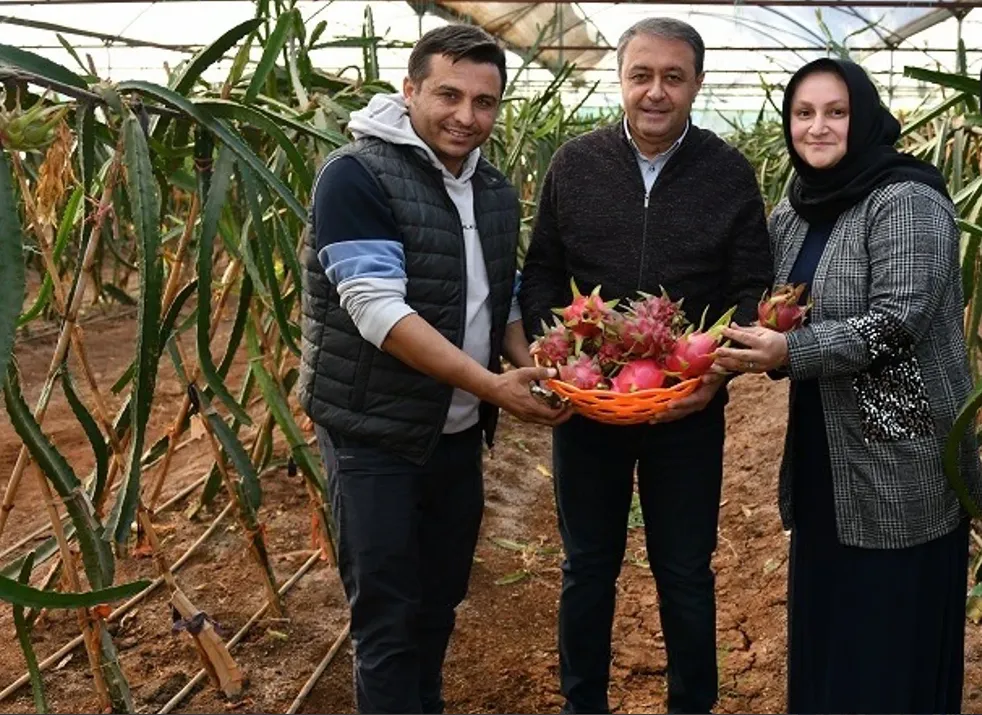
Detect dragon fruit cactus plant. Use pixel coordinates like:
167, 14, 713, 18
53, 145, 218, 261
758, 283, 811, 333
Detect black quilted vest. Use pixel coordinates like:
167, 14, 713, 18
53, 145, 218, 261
297, 138, 519, 465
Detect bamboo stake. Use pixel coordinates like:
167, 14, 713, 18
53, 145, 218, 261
157, 470, 215, 513
250, 310, 334, 564
70, 324, 128, 446
34, 333, 134, 709
5, 151, 125, 711
10, 152, 69, 311
16, 307, 138, 345
195, 406, 284, 618
0, 437, 206, 565
2, 183, 123, 550
159, 193, 199, 323
137, 506, 244, 699
158, 327, 285, 617
170, 589, 245, 697
0, 146, 123, 542
24, 551, 65, 626
0, 516, 68, 563
67, 319, 138, 516
146, 259, 244, 511
286, 622, 351, 714
20, 305, 265, 697
32, 464, 113, 711
138, 194, 200, 512
95, 458, 122, 515
0, 500, 237, 703
158, 551, 322, 715
0, 450, 286, 588
66, 326, 216, 670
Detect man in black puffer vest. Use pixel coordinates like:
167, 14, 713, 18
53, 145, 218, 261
299, 24, 568, 714
520, 18, 773, 715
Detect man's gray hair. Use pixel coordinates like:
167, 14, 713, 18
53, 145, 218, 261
616, 18, 705, 75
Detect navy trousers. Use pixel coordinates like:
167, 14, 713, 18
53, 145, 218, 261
553, 398, 726, 714
316, 423, 484, 714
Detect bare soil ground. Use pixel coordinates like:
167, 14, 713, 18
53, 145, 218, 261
1, 312, 980, 714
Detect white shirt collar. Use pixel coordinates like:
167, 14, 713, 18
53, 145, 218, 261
623, 114, 689, 162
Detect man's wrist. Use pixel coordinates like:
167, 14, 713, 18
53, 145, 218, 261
471, 370, 502, 404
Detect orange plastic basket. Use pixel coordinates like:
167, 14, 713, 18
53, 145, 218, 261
545, 377, 701, 425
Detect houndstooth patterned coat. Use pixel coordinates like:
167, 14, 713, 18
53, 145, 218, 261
771, 180, 982, 549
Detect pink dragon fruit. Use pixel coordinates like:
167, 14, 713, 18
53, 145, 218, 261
664, 305, 738, 380
554, 278, 618, 351
758, 284, 811, 333
618, 313, 676, 359
558, 353, 607, 390
596, 339, 626, 372
610, 359, 666, 393
530, 319, 574, 367
630, 290, 684, 326
616, 290, 685, 359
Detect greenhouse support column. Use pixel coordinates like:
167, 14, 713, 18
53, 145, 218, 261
889, 48, 895, 107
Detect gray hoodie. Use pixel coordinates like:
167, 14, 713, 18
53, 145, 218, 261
341, 92, 520, 434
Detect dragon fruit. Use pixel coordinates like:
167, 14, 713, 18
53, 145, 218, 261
630, 291, 684, 326
610, 359, 666, 393
530, 319, 574, 367
618, 313, 676, 359
664, 305, 737, 380
758, 284, 811, 333
535, 283, 740, 395
616, 290, 684, 359
596, 340, 626, 371
558, 353, 607, 390
554, 278, 618, 351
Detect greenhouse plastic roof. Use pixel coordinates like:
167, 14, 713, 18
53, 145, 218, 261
0, 0, 980, 122
415, 1, 609, 73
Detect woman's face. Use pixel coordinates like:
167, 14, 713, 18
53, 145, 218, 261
789, 71, 850, 170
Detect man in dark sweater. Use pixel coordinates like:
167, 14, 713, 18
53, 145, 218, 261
519, 18, 773, 714
300, 25, 568, 714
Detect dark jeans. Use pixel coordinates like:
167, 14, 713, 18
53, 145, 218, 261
553, 399, 726, 714
316, 423, 484, 714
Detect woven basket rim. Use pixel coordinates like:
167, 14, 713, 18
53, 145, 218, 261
545, 376, 701, 398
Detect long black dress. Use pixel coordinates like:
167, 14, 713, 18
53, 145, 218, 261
785, 221, 970, 715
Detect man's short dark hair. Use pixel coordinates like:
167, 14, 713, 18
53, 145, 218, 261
408, 24, 508, 96
616, 18, 705, 76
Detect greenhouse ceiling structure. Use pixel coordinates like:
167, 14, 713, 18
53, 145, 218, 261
0, 0, 980, 129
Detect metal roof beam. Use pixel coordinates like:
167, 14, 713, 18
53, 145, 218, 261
3, 0, 981, 6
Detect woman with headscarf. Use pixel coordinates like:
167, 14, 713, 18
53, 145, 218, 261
714, 58, 982, 713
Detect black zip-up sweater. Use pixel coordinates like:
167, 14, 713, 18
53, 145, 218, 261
519, 120, 773, 343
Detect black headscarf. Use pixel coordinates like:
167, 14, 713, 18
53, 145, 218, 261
782, 58, 949, 224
